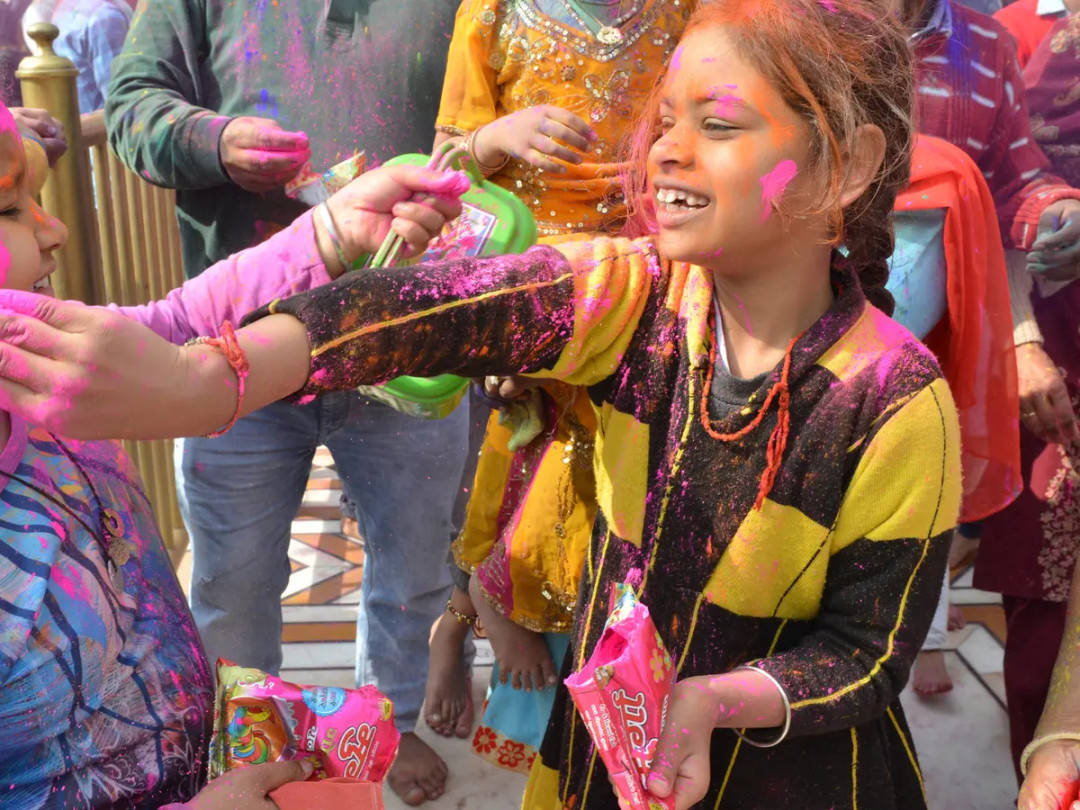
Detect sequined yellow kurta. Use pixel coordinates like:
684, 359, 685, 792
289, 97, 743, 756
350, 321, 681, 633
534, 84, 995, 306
439, 0, 692, 636
436, 0, 692, 237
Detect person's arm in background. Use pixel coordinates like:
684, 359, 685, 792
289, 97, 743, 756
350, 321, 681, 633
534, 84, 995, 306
85, 3, 130, 112
977, 29, 1080, 270
104, 0, 309, 192
1018, 551, 1080, 810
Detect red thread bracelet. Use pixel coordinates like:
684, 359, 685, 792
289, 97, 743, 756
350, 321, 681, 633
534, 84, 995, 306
189, 321, 250, 438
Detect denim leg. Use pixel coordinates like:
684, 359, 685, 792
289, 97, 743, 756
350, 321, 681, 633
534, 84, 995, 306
326, 396, 470, 732
177, 400, 319, 675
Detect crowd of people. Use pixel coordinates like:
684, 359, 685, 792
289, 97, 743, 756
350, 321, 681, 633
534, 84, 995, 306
0, 0, 1079, 807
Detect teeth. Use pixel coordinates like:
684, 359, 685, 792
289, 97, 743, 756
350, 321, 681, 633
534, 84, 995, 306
32, 275, 50, 291
655, 188, 708, 207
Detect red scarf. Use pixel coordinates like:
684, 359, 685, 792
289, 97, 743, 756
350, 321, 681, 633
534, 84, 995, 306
896, 136, 1021, 521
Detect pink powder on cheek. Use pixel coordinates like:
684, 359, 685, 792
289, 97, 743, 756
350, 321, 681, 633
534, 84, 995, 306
0, 239, 10, 288
758, 159, 798, 222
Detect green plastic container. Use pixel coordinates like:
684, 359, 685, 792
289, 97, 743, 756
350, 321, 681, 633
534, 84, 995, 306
357, 143, 538, 419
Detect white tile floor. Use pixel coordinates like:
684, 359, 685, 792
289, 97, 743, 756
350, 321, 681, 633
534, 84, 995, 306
181, 448, 1021, 809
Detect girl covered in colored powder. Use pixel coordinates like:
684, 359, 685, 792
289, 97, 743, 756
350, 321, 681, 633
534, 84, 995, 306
0, 0, 961, 804
0, 103, 462, 809
424, 0, 693, 771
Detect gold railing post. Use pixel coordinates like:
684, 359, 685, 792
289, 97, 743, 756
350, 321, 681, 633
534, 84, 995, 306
16, 23, 101, 305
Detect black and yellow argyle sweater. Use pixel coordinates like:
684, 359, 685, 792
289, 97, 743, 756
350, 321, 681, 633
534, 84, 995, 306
248, 236, 962, 810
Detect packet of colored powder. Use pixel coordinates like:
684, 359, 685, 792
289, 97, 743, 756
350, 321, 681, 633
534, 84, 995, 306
286, 152, 366, 206
564, 586, 676, 810
209, 660, 398, 808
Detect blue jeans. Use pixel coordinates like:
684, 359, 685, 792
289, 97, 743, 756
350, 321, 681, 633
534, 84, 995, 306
176, 392, 469, 731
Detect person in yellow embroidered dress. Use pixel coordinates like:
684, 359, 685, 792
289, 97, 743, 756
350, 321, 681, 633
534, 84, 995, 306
423, 0, 693, 775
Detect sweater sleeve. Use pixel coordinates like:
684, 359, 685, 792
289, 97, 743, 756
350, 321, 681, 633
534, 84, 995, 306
751, 377, 962, 737
104, 0, 232, 190
240, 237, 660, 398
981, 36, 1080, 249
108, 211, 331, 343
1005, 248, 1044, 345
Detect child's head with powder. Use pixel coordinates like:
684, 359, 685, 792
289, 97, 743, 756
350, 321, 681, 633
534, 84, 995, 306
625, 0, 913, 316
0, 104, 66, 297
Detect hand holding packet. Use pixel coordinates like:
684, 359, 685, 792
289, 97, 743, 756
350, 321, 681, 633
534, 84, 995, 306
565, 586, 676, 810
209, 660, 399, 809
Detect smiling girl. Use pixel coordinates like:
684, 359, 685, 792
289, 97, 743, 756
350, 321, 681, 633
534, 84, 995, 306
0, 0, 960, 806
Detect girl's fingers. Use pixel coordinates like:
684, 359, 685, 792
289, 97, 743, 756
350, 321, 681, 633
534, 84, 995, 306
530, 135, 584, 166
511, 668, 524, 691
522, 147, 569, 174
543, 105, 597, 142
538, 117, 593, 152
0, 309, 73, 358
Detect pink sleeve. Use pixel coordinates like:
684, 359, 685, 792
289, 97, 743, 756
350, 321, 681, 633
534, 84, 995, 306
106, 210, 333, 343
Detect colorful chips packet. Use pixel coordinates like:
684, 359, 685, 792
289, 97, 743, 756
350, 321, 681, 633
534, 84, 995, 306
210, 660, 399, 808
565, 587, 676, 810
285, 152, 366, 207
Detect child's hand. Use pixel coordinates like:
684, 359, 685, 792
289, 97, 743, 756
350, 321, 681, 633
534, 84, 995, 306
186, 758, 313, 809
321, 164, 467, 272
472, 105, 597, 174
220, 116, 311, 193
1019, 740, 1080, 810
643, 676, 717, 810
0, 294, 193, 440
1028, 201, 1080, 280
11, 107, 67, 166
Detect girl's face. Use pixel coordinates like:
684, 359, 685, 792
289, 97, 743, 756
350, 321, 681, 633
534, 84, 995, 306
647, 27, 824, 270
0, 114, 67, 296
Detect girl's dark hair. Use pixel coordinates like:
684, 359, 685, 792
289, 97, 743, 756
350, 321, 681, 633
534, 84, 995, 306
623, 0, 915, 315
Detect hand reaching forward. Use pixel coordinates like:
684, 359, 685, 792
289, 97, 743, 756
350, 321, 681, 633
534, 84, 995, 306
220, 116, 311, 193
186, 758, 313, 809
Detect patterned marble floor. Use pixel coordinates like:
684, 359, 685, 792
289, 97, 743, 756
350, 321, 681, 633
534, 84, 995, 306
181, 448, 1019, 808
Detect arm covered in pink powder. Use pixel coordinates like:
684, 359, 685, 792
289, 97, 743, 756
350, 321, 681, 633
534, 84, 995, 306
106, 210, 332, 344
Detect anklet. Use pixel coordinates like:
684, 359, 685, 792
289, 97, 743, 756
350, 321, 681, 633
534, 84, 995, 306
446, 598, 479, 629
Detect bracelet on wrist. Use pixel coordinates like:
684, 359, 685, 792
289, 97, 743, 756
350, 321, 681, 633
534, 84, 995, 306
463, 127, 509, 178
185, 321, 249, 438
317, 202, 351, 270
1021, 733, 1080, 775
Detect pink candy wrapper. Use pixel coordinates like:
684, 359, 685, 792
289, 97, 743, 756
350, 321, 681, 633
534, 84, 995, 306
209, 659, 399, 794
565, 587, 676, 810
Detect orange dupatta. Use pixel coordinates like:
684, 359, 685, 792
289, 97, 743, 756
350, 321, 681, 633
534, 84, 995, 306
896, 135, 1021, 522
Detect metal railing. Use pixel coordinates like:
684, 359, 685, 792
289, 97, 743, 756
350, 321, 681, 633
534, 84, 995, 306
17, 23, 188, 560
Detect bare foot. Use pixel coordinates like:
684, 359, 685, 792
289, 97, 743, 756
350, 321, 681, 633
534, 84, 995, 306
949, 531, 979, 569
912, 650, 953, 696
469, 575, 558, 693
425, 605, 474, 738
947, 603, 967, 632
387, 732, 447, 806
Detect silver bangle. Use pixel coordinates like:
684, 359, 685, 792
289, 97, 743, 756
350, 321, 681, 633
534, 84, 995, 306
730, 665, 792, 748
316, 202, 350, 270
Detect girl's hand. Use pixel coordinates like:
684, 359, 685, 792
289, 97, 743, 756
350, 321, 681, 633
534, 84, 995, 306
321, 164, 468, 272
472, 105, 597, 174
1028, 201, 1080, 281
0, 294, 211, 440
1016, 342, 1080, 445
186, 758, 313, 809
1019, 740, 1080, 810
643, 676, 718, 810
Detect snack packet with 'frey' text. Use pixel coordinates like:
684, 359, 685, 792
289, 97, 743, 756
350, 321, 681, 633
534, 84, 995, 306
565, 586, 675, 810
210, 659, 399, 805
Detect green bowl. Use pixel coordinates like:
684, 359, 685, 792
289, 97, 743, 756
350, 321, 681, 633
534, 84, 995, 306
360, 148, 537, 419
